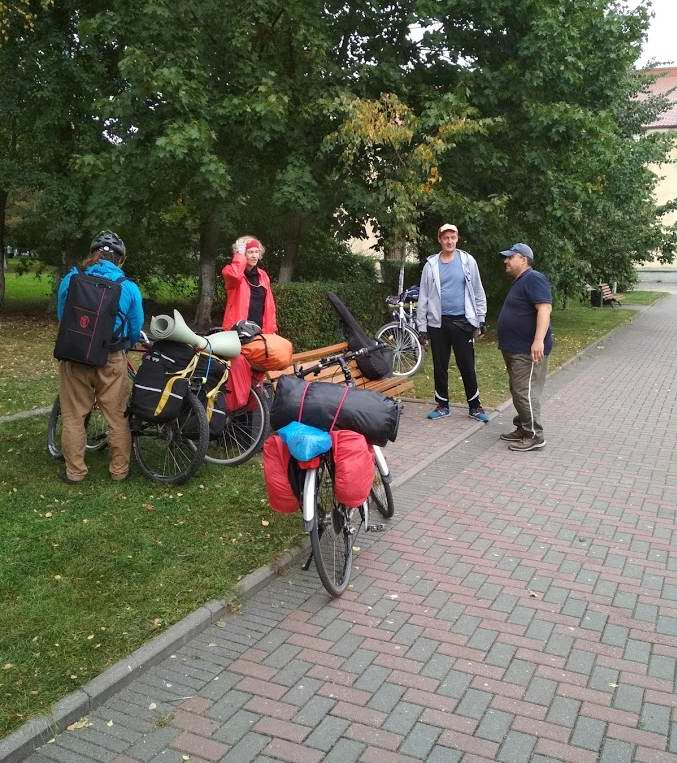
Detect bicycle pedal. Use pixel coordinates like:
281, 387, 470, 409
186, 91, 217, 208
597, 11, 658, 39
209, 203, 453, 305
366, 523, 386, 533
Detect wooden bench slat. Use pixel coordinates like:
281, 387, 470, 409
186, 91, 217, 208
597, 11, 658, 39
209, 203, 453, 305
266, 341, 414, 399
599, 282, 622, 306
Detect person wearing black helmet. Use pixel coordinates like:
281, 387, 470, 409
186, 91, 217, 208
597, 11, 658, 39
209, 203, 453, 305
55, 231, 144, 484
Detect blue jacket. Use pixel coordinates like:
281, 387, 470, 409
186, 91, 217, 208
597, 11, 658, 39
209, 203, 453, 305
57, 260, 144, 346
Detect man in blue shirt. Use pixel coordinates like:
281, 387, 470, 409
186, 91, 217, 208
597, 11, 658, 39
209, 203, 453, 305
56, 231, 144, 483
496, 243, 552, 451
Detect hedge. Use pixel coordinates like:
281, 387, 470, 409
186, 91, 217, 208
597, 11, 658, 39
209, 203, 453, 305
271, 281, 391, 352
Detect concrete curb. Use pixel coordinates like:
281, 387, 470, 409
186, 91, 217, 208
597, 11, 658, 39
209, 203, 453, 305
0, 297, 664, 761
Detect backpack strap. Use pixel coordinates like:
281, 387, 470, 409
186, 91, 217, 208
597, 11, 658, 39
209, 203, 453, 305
110, 275, 131, 352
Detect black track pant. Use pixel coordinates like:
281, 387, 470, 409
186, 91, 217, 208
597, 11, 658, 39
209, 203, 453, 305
428, 315, 480, 407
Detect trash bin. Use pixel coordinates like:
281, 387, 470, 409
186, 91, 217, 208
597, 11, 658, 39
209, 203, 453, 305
590, 289, 602, 308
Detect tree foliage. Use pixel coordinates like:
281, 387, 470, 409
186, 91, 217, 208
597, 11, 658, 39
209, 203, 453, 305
1, 0, 674, 315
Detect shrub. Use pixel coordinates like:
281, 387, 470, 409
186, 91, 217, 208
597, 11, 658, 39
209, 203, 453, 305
272, 281, 390, 352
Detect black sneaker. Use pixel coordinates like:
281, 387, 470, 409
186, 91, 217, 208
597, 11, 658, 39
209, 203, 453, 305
508, 435, 546, 452
500, 429, 525, 442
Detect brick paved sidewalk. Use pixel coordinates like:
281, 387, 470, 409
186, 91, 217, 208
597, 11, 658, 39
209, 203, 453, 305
24, 297, 677, 762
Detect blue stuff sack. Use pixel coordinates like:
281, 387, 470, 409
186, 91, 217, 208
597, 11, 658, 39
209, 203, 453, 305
277, 421, 332, 462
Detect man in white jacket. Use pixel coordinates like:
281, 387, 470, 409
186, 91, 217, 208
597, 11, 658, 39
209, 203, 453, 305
416, 223, 489, 421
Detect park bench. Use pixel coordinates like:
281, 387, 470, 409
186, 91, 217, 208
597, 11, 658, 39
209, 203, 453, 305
599, 283, 622, 307
267, 341, 415, 398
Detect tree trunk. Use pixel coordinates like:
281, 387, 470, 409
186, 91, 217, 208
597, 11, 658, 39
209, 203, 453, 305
384, 240, 406, 262
0, 189, 7, 309
194, 211, 219, 332
278, 215, 304, 283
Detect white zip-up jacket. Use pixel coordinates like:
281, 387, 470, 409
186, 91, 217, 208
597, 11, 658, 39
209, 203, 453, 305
415, 249, 487, 332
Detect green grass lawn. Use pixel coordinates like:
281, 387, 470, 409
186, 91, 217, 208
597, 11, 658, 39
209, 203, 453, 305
0, 317, 59, 417
0, 415, 303, 736
622, 289, 669, 305
411, 298, 640, 406
2, 270, 55, 314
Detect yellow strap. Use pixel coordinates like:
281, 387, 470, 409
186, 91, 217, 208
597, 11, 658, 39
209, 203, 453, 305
153, 354, 199, 418
204, 365, 229, 421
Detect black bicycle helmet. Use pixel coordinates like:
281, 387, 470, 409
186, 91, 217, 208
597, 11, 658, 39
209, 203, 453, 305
90, 230, 126, 258
231, 319, 262, 344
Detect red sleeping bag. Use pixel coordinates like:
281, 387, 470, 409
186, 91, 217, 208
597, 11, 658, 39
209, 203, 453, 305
331, 430, 374, 508
262, 435, 299, 513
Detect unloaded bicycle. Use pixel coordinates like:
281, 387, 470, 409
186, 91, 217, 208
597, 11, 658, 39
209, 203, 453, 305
375, 286, 424, 377
290, 345, 397, 597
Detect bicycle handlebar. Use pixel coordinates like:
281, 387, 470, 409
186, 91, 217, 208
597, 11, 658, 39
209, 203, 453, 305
295, 343, 385, 380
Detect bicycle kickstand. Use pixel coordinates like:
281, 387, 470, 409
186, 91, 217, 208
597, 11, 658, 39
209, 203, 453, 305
302, 551, 314, 571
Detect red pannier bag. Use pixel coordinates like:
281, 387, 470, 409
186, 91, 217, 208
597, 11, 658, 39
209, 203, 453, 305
331, 430, 374, 508
262, 435, 299, 513
241, 334, 293, 372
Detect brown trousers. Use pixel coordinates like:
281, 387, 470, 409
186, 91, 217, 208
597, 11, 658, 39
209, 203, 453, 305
58, 352, 131, 481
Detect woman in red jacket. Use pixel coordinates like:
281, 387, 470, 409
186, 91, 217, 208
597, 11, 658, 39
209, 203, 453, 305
221, 235, 278, 409
222, 235, 277, 334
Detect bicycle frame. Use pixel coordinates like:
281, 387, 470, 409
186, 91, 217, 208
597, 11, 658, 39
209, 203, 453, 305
390, 299, 418, 334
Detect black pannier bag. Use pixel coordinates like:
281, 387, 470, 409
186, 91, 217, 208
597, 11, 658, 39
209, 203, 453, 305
270, 374, 401, 447
130, 340, 197, 423
184, 353, 229, 438
326, 292, 393, 380
54, 270, 129, 367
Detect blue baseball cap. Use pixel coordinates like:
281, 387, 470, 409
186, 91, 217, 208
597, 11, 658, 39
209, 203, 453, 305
499, 243, 533, 260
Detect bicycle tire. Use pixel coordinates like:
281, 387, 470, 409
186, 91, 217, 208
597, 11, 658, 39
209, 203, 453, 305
204, 385, 270, 466
47, 397, 109, 461
308, 461, 353, 597
369, 457, 395, 518
131, 391, 208, 484
375, 322, 423, 377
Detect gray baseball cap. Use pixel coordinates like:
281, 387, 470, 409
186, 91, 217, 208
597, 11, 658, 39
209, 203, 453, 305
499, 242, 533, 260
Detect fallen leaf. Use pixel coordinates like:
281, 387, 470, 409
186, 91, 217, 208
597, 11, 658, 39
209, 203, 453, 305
261, 520, 270, 527
3, 663, 14, 671
609, 682, 619, 688
106, 720, 114, 727
67, 717, 93, 731
528, 590, 539, 598
54, 575, 62, 581
148, 702, 157, 710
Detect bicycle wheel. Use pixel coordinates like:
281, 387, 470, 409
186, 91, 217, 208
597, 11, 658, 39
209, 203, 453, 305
47, 397, 108, 461
309, 461, 354, 597
131, 391, 208, 484
369, 456, 395, 518
205, 385, 270, 466
375, 322, 422, 377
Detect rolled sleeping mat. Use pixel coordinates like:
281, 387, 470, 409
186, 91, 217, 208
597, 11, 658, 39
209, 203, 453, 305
149, 310, 240, 358
270, 374, 401, 447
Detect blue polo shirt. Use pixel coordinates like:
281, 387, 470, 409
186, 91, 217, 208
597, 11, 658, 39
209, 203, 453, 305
497, 269, 553, 355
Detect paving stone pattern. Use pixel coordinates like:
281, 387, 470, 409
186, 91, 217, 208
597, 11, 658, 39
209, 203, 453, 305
27, 298, 677, 762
